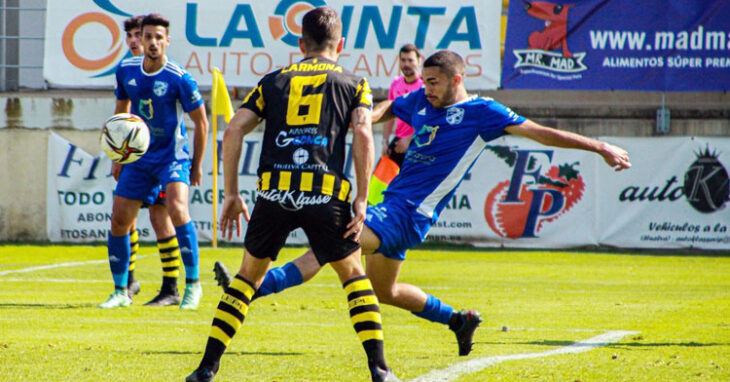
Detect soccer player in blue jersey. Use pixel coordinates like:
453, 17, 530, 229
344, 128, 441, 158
218, 50, 632, 356
99, 13, 208, 309
116, 15, 183, 306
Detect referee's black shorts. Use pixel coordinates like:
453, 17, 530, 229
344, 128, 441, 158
244, 191, 359, 265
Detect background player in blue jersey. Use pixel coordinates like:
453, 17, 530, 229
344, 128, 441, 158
114, 15, 183, 307
216, 50, 632, 356
99, 13, 208, 310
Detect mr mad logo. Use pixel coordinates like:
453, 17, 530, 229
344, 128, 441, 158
61, 0, 132, 77
269, 0, 325, 46
512, 1, 587, 74
483, 146, 585, 238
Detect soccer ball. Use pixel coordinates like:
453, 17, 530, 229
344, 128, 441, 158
100, 113, 150, 164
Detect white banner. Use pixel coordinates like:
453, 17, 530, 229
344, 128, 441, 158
597, 137, 730, 249
47, 132, 730, 249
43, 0, 501, 90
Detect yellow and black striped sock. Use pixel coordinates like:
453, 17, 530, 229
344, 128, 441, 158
200, 274, 256, 369
157, 235, 180, 289
344, 275, 387, 371
127, 229, 139, 284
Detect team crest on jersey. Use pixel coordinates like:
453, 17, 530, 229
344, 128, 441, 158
446, 107, 464, 125
138, 99, 154, 120
414, 125, 439, 147
153, 80, 168, 97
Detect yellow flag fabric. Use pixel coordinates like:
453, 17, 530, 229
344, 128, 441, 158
212, 68, 233, 122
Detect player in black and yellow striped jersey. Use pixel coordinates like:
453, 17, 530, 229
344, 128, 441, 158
187, 7, 397, 382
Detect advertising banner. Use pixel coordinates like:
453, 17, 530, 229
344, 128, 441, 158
47, 132, 730, 249
43, 0, 501, 90
501, 0, 730, 91
597, 137, 730, 249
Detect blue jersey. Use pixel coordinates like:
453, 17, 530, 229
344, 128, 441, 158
385, 87, 526, 223
114, 56, 203, 164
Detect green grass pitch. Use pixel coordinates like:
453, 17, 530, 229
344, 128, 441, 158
1, 244, 729, 381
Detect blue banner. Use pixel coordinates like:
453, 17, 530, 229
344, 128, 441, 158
501, 0, 730, 91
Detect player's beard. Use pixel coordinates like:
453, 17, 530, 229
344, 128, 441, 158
401, 65, 415, 77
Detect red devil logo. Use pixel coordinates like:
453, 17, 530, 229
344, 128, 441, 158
525, 1, 574, 58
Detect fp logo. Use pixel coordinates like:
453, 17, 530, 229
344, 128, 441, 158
484, 147, 585, 238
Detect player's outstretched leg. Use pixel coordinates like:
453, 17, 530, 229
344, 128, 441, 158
214, 252, 320, 302
100, 233, 132, 308
145, 235, 182, 306
366, 253, 482, 356
176, 221, 202, 310
126, 228, 141, 298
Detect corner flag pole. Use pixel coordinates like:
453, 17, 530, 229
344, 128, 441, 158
211, 67, 234, 248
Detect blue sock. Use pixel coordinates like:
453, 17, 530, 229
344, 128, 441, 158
412, 294, 454, 325
175, 221, 199, 282
257, 262, 303, 297
108, 233, 130, 289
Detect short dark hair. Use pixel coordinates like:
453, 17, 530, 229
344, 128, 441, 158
399, 43, 422, 59
123, 16, 144, 32
424, 50, 465, 77
141, 13, 170, 32
301, 7, 342, 52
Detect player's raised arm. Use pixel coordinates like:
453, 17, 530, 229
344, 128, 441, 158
372, 99, 395, 124
187, 105, 208, 186
219, 108, 260, 239
346, 105, 374, 240
505, 119, 631, 171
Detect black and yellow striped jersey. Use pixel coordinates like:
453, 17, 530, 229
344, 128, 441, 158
240, 56, 372, 198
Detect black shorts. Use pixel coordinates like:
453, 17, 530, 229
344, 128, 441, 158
244, 191, 359, 265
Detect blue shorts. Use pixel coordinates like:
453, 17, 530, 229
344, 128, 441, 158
365, 198, 432, 261
115, 160, 190, 203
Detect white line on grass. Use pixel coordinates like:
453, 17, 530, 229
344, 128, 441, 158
409, 330, 638, 382
0, 256, 147, 276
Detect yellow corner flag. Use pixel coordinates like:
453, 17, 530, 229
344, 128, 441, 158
211, 67, 234, 248
212, 68, 234, 123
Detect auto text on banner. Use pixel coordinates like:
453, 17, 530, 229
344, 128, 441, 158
43, 0, 501, 90
501, 0, 730, 91
597, 137, 730, 249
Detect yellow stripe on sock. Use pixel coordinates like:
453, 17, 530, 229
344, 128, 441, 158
344, 278, 373, 295
338, 180, 350, 201
322, 174, 335, 196
357, 329, 384, 342
351, 311, 382, 325
209, 326, 233, 347
221, 294, 248, 316
214, 308, 243, 332
300, 172, 313, 191
349, 295, 379, 309
230, 278, 256, 300
158, 237, 179, 250
278, 171, 291, 190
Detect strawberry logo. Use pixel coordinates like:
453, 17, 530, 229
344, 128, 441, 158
483, 146, 585, 238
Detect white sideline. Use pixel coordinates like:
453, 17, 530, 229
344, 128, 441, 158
0, 256, 147, 276
408, 330, 638, 382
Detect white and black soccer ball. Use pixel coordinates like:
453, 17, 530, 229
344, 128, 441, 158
100, 113, 150, 164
